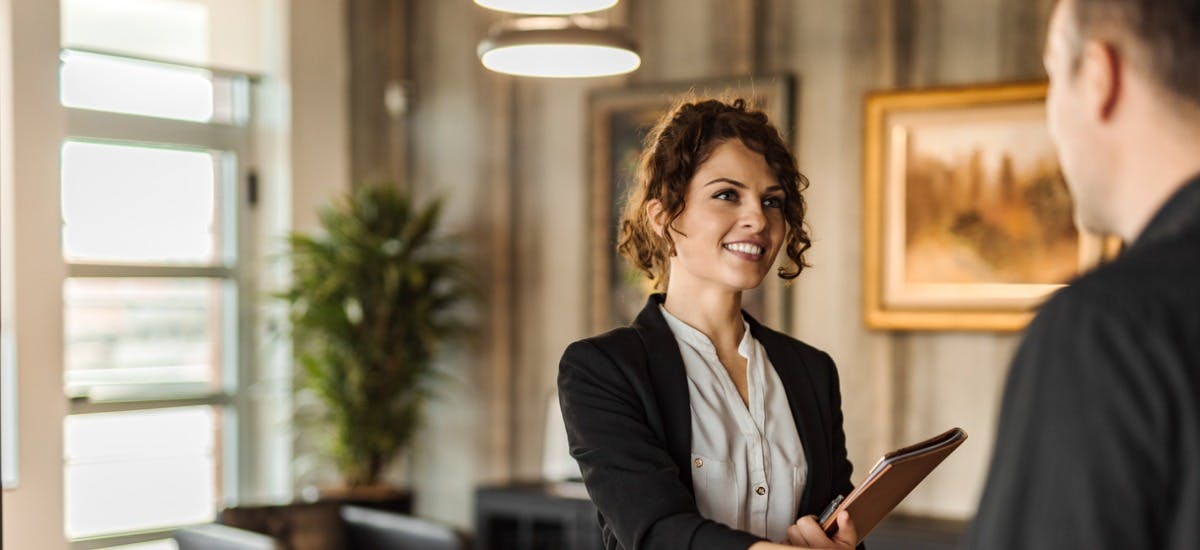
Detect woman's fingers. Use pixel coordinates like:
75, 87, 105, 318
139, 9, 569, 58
786, 512, 860, 549
832, 511, 859, 547
786, 515, 831, 547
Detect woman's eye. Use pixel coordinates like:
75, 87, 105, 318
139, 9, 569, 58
763, 196, 783, 209
713, 190, 737, 201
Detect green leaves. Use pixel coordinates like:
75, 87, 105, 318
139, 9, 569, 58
281, 183, 473, 487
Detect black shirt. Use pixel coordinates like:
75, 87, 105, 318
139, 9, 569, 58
966, 175, 1200, 549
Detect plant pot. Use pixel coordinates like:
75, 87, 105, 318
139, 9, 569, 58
315, 484, 414, 514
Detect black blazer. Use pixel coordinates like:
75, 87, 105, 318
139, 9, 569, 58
558, 294, 856, 550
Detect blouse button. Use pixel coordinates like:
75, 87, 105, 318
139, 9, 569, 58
693, 458, 703, 469
755, 486, 766, 496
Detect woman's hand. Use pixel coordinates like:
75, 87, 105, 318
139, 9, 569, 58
783, 511, 859, 548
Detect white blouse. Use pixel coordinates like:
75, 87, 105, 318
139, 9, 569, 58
659, 305, 808, 542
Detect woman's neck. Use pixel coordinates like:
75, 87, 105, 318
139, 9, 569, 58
661, 279, 745, 351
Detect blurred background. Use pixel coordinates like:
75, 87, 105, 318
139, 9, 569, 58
1, 0, 1062, 548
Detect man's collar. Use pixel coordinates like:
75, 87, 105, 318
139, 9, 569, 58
1129, 173, 1200, 250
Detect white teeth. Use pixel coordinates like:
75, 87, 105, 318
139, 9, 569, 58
724, 243, 763, 256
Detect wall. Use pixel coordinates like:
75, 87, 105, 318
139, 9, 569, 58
405, 0, 490, 525
402, 0, 1058, 527
1, 0, 67, 546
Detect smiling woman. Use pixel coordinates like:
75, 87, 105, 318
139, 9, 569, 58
644, 140, 788, 294
617, 98, 812, 292
558, 98, 861, 550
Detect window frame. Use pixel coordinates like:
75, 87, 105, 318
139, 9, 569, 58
60, 47, 261, 549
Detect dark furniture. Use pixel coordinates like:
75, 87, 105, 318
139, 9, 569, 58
473, 482, 969, 550
474, 482, 601, 550
174, 501, 466, 550
868, 514, 968, 550
218, 502, 346, 549
342, 505, 463, 550
174, 523, 276, 550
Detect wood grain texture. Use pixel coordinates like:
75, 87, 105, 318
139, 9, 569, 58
347, 0, 413, 187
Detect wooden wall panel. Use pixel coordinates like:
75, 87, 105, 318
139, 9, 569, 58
347, 0, 412, 186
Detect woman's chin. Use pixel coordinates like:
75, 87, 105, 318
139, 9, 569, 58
722, 272, 769, 292
717, 257, 777, 291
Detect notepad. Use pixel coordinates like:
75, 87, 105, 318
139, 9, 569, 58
819, 427, 968, 538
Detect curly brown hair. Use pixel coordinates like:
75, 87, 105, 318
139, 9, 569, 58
616, 96, 812, 288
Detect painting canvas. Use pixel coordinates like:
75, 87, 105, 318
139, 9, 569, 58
863, 83, 1118, 331
588, 76, 795, 333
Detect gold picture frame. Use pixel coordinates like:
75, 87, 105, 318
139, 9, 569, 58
862, 82, 1120, 331
588, 76, 795, 333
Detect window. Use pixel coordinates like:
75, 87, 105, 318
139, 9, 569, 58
60, 50, 250, 125
59, 1, 260, 547
65, 407, 219, 538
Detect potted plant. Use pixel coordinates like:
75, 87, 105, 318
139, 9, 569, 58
281, 183, 473, 495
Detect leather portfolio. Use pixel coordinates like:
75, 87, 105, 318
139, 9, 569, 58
819, 427, 968, 538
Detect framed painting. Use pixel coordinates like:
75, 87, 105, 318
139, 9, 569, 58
588, 76, 795, 333
862, 82, 1120, 331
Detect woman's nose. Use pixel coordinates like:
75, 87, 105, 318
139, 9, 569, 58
740, 204, 767, 230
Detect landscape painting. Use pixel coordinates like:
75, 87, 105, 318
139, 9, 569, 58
902, 114, 1077, 286
863, 83, 1117, 331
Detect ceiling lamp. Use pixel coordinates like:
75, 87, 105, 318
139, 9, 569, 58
474, 0, 618, 15
477, 17, 640, 78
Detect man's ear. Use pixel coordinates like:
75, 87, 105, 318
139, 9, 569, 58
1081, 39, 1122, 121
646, 199, 666, 237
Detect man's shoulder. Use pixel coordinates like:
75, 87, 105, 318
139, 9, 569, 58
1023, 239, 1200, 378
1058, 237, 1200, 316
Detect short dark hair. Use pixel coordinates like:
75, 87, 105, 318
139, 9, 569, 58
616, 97, 811, 288
1067, 0, 1200, 106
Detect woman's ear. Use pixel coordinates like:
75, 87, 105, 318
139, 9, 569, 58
646, 199, 667, 238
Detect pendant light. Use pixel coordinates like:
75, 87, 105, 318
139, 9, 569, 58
477, 16, 640, 78
473, 0, 618, 15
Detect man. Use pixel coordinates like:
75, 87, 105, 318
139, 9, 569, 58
967, 0, 1200, 548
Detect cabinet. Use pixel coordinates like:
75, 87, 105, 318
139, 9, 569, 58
474, 482, 601, 550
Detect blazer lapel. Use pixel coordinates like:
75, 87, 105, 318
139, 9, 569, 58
631, 294, 695, 492
747, 314, 830, 517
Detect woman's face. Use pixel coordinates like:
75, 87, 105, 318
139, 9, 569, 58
654, 139, 786, 293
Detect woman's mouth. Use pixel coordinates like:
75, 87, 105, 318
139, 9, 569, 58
723, 242, 765, 261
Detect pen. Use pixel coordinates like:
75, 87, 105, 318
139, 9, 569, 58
818, 494, 844, 525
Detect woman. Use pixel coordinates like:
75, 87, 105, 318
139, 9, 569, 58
558, 97, 860, 550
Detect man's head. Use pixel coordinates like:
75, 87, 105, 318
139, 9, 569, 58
1044, 0, 1200, 236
